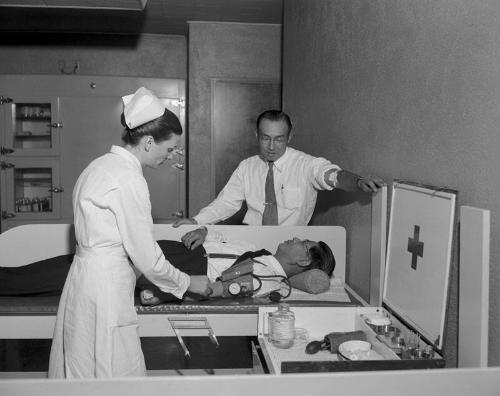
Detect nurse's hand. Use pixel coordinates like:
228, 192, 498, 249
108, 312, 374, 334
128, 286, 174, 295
181, 227, 208, 250
172, 217, 198, 227
187, 275, 213, 297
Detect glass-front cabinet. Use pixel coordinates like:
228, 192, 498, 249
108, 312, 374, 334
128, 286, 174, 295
0, 158, 62, 223
0, 75, 185, 232
2, 96, 61, 156
0, 95, 62, 230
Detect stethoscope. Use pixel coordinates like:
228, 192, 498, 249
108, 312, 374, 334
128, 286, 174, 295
252, 274, 292, 302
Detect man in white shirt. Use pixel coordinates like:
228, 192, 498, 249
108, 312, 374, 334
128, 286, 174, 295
173, 110, 384, 226
139, 226, 335, 304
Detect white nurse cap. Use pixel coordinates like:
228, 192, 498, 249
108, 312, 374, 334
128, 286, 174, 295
122, 87, 165, 129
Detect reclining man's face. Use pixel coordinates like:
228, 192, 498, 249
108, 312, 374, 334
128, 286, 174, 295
277, 237, 318, 267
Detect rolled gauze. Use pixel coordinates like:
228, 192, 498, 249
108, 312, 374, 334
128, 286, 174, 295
288, 269, 331, 294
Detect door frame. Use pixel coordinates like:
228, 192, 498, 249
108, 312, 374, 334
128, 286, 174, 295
210, 78, 282, 199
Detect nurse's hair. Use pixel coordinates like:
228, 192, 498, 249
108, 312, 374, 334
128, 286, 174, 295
121, 108, 182, 146
256, 110, 293, 135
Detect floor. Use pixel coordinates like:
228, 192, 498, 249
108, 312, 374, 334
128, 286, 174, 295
0, 336, 265, 377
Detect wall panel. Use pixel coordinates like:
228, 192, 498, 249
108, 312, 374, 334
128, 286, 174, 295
283, 0, 500, 367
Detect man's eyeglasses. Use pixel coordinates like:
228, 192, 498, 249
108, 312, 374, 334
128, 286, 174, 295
258, 135, 288, 145
303, 240, 312, 261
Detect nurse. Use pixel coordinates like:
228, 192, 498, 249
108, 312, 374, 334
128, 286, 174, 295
48, 87, 211, 378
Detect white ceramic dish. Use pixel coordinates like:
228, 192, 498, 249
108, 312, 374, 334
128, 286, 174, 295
338, 340, 384, 361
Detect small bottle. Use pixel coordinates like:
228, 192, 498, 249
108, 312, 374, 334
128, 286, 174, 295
42, 197, 50, 212
21, 198, 28, 212
268, 303, 295, 349
32, 197, 40, 212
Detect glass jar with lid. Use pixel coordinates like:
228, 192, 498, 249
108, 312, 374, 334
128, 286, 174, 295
268, 303, 295, 349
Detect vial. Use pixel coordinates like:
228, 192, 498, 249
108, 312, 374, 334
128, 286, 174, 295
268, 303, 295, 349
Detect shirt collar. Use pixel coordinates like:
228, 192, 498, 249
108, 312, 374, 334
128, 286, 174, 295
261, 255, 287, 278
110, 145, 142, 172
272, 147, 291, 173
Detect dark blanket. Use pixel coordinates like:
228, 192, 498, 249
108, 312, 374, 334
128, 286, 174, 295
0, 241, 207, 302
0, 254, 74, 297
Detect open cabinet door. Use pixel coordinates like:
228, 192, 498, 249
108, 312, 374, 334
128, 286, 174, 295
58, 76, 185, 224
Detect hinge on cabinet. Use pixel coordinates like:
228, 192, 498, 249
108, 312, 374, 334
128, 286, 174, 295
48, 186, 64, 193
0, 161, 15, 170
169, 99, 185, 108
172, 210, 184, 218
1, 211, 15, 220
0, 96, 13, 104
172, 163, 184, 171
0, 147, 15, 155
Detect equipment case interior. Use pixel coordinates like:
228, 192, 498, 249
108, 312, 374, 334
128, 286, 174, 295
258, 181, 457, 374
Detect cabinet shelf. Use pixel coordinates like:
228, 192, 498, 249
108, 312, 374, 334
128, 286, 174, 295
15, 179, 51, 185
15, 116, 51, 121
15, 134, 51, 139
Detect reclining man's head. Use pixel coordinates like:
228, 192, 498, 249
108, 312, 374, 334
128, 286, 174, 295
274, 237, 336, 278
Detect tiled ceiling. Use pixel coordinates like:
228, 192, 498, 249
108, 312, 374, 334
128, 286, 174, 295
0, 0, 283, 36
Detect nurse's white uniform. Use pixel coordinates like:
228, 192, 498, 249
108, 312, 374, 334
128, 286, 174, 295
48, 145, 190, 378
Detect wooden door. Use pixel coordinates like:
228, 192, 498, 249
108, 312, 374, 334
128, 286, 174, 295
211, 79, 281, 223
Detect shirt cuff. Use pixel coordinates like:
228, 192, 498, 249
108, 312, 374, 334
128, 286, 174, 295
193, 213, 213, 225
326, 167, 341, 188
205, 229, 225, 243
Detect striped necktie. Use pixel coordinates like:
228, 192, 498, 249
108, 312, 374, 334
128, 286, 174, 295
262, 161, 278, 225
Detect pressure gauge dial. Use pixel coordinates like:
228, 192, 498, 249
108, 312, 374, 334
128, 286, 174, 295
228, 282, 241, 296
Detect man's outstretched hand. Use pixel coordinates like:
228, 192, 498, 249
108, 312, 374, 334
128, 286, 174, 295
357, 175, 385, 193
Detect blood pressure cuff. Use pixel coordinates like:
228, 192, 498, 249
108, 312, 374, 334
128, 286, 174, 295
217, 258, 255, 297
217, 261, 331, 298
324, 330, 367, 353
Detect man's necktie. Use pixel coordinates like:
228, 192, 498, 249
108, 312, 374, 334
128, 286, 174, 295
207, 249, 272, 264
262, 161, 278, 225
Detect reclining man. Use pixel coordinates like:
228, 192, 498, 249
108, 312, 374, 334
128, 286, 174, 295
0, 227, 335, 304
138, 226, 335, 304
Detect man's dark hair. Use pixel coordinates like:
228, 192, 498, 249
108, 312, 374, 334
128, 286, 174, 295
308, 241, 336, 277
256, 110, 292, 134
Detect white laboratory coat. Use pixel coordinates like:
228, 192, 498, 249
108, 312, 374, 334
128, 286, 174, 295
48, 146, 190, 378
